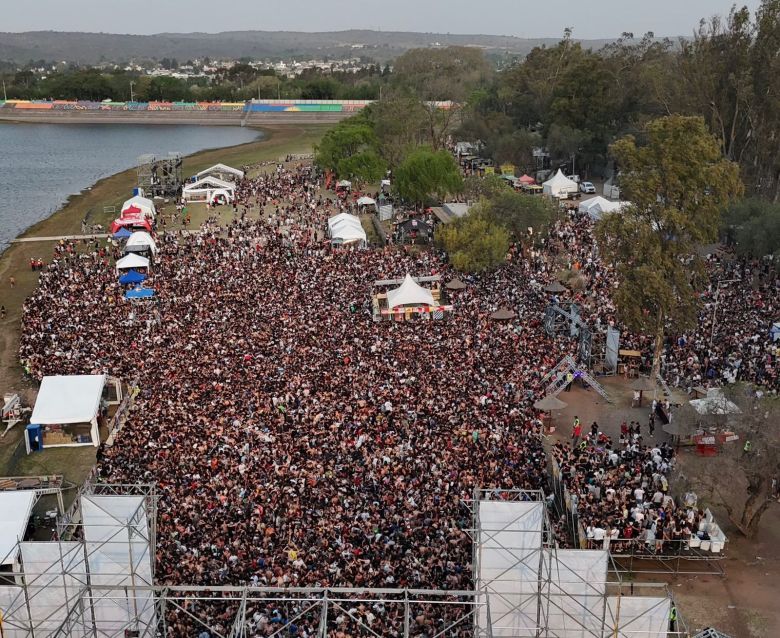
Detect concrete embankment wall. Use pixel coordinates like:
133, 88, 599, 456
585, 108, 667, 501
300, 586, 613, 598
0, 109, 351, 125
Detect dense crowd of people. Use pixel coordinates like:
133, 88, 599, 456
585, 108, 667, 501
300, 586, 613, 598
17, 160, 777, 634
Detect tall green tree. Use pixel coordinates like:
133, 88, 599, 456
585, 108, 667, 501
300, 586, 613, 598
394, 148, 463, 207
481, 190, 559, 242
437, 209, 510, 273
596, 115, 743, 379
314, 116, 385, 183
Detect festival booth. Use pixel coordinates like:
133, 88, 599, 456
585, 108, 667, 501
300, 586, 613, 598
118, 270, 147, 286
123, 232, 158, 259
327, 213, 367, 248
542, 170, 578, 199
27, 375, 107, 451
372, 274, 452, 322
182, 176, 236, 205
110, 208, 153, 235
115, 253, 150, 273
121, 196, 156, 221
194, 163, 244, 182
578, 196, 629, 220
357, 196, 377, 211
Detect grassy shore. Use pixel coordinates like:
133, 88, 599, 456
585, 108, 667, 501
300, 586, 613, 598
0, 122, 328, 485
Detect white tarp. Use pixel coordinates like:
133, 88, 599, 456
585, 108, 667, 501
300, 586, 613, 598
20, 541, 90, 636
0, 585, 31, 638
690, 388, 741, 415
546, 549, 608, 637
543, 170, 578, 198
82, 495, 155, 635
357, 196, 376, 206
195, 163, 244, 181
604, 596, 670, 638
182, 176, 236, 203
124, 231, 158, 256
121, 195, 156, 220
477, 500, 544, 637
116, 253, 150, 271
386, 274, 436, 309
578, 196, 629, 220
0, 491, 35, 566
31, 375, 105, 426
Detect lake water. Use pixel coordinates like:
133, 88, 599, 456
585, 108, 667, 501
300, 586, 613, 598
0, 123, 262, 248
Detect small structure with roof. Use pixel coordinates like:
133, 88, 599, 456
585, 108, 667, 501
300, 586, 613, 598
182, 175, 236, 205
395, 218, 433, 245
578, 196, 630, 220
328, 212, 367, 248
26, 375, 107, 451
116, 253, 150, 272
542, 170, 578, 199
431, 202, 471, 224
121, 195, 156, 221
372, 274, 452, 322
124, 231, 158, 258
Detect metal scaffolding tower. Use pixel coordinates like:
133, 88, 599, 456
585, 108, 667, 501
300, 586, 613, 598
136, 153, 183, 198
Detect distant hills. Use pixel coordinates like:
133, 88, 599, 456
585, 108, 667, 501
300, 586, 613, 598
0, 30, 620, 65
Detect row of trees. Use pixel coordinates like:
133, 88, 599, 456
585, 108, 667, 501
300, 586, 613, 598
0, 64, 385, 102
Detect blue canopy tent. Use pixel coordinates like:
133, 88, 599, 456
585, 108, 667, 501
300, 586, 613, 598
113, 227, 133, 239
125, 287, 155, 300
118, 270, 147, 285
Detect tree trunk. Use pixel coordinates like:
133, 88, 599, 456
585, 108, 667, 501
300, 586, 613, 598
650, 309, 665, 386
739, 476, 773, 538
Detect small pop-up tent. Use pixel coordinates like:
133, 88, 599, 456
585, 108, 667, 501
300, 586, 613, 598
113, 227, 133, 240
29, 374, 106, 449
578, 196, 629, 220
116, 253, 150, 272
386, 274, 436, 309
124, 231, 157, 257
542, 170, 578, 198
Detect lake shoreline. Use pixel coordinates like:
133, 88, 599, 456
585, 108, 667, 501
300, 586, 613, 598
0, 122, 328, 405
0, 110, 350, 126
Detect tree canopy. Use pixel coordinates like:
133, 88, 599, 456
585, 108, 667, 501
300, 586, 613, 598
596, 115, 743, 377
437, 210, 510, 273
394, 148, 463, 206
314, 118, 387, 184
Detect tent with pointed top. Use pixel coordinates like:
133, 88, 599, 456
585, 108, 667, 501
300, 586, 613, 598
121, 195, 156, 220
542, 170, 578, 199
194, 163, 244, 182
113, 227, 133, 239
578, 196, 629, 220
115, 253, 150, 272
518, 174, 536, 185
386, 274, 436, 309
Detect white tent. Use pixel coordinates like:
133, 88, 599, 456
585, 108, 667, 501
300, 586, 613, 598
121, 195, 156, 220
0, 492, 35, 566
194, 163, 244, 181
30, 375, 106, 448
124, 231, 158, 256
387, 274, 436, 309
357, 196, 376, 207
115, 253, 150, 271
328, 213, 367, 246
182, 175, 236, 204
578, 196, 629, 220
542, 170, 578, 199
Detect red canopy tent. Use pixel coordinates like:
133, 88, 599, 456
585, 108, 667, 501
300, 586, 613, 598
518, 174, 536, 185
111, 209, 152, 234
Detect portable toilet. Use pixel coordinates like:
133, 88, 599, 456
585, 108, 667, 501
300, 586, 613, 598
26, 423, 43, 454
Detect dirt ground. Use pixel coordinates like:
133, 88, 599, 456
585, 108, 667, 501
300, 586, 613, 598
553, 377, 780, 637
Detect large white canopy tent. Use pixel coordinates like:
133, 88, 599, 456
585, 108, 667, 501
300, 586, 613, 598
182, 175, 236, 204
0, 492, 35, 567
386, 274, 436, 309
542, 170, 578, 199
579, 196, 630, 220
121, 195, 156, 220
115, 253, 150, 272
328, 212, 367, 247
30, 374, 106, 448
194, 163, 245, 182
124, 231, 158, 256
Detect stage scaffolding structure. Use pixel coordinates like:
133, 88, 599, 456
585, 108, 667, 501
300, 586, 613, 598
0, 483, 686, 637
136, 153, 183, 198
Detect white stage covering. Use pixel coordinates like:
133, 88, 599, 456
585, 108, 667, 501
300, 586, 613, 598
20, 541, 89, 636
0, 585, 30, 638
477, 500, 544, 636
546, 549, 608, 637
0, 491, 35, 566
605, 596, 670, 637
82, 495, 155, 634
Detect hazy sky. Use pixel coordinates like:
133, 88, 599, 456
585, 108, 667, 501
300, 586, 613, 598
3, 0, 762, 38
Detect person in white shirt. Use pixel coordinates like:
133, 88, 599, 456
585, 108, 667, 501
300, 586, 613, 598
634, 486, 645, 503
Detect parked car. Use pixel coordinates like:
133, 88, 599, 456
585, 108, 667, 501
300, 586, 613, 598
579, 181, 596, 194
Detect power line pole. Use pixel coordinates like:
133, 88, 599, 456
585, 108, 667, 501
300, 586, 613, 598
129, 81, 135, 102
2, 79, 7, 101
